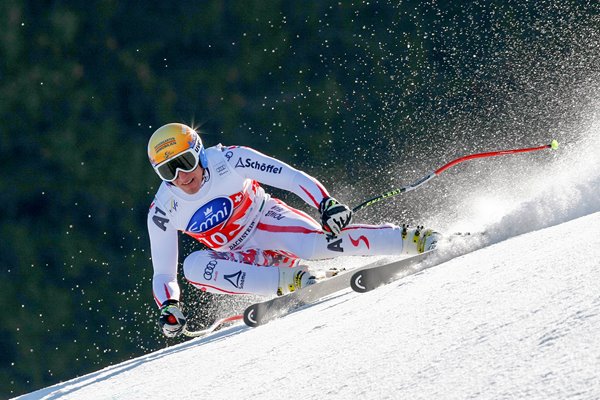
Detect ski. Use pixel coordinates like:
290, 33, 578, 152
243, 252, 431, 327
350, 232, 485, 293
350, 252, 435, 293
183, 314, 243, 338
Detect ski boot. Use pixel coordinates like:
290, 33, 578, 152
400, 225, 441, 255
277, 265, 316, 296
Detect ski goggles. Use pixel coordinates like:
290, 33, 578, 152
153, 149, 200, 182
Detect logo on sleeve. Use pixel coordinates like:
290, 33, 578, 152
186, 197, 233, 233
234, 157, 282, 174
152, 205, 170, 231
214, 161, 229, 176
169, 198, 178, 212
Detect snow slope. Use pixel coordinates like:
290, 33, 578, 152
17, 118, 600, 399
18, 208, 600, 399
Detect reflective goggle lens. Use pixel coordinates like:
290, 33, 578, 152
155, 150, 199, 182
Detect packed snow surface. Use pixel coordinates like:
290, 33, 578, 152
18, 121, 600, 399
19, 207, 600, 399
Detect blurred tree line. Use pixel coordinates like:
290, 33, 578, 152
0, 0, 597, 396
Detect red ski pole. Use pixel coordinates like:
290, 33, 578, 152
352, 140, 559, 213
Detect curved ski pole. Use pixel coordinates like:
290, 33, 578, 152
352, 140, 559, 213
182, 314, 243, 338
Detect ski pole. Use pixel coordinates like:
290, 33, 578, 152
352, 140, 559, 213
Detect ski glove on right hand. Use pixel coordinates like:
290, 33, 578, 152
159, 299, 187, 338
319, 197, 352, 237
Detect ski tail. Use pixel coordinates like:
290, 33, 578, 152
182, 314, 243, 338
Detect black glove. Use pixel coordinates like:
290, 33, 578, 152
158, 299, 187, 338
319, 197, 352, 237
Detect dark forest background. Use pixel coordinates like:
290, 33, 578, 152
1, 0, 598, 396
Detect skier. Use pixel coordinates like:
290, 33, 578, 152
147, 123, 439, 337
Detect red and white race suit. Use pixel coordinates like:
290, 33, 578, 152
148, 145, 407, 306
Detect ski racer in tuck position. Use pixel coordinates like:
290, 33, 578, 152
148, 123, 439, 337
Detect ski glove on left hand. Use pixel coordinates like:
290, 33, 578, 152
159, 300, 187, 338
319, 197, 352, 237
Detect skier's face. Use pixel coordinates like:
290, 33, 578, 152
173, 165, 204, 194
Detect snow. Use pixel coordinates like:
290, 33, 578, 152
18, 198, 600, 398
17, 118, 600, 399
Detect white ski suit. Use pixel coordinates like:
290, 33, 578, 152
148, 145, 407, 306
